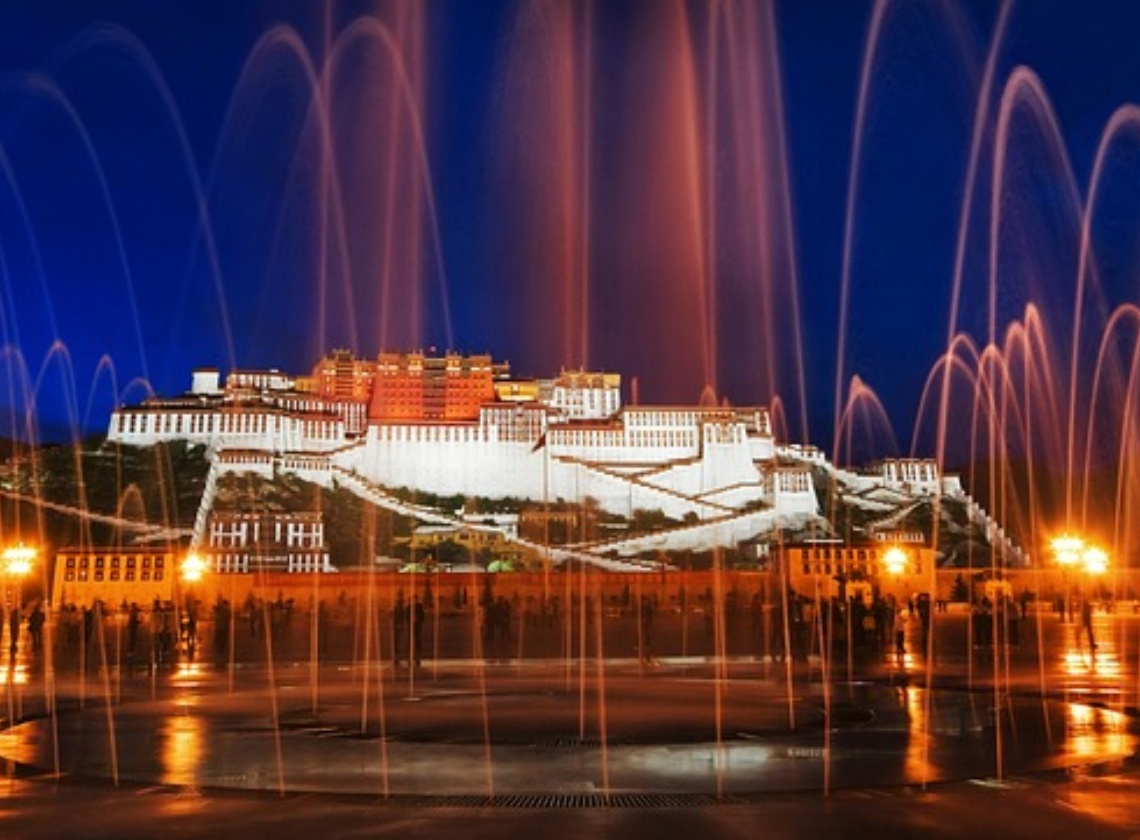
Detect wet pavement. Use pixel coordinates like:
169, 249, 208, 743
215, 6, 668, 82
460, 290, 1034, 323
0, 610, 1138, 838
2, 664, 1135, 798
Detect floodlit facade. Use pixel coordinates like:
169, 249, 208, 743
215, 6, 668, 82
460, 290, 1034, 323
204, 511, 333, 574
52, 547, 176, 606
107, 351, 818, 525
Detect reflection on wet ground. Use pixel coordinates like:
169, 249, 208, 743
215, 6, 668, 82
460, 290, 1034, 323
1, 662, 1137, 798
0, 610, 1135, 811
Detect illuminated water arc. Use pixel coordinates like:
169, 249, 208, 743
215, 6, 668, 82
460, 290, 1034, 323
82, 354, 119, 441
988, 66, 1084, 523
334, 15, 454, 349
116, 375, 157, 407
577, 0, 593, 372
16, 74, 152, 385
213, 24, 343, 359
834, 374, 898, 466
1082, 304, 1140, 543
944, 0, 1014, 361
763, 0, 810, 444
0, 145, 57, 349
913, 334, 984, 456
59, 24, 237, 370
211, 19, 445, 357
1072, 107, 1140, 524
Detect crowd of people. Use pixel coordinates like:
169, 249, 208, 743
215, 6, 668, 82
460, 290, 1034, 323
0, 583, 1110, 676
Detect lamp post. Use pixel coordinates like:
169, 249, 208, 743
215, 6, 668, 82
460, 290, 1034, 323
882, 546, 909, 579
1053, 537, 1108, 642
881, 545, 910, 615
1051, 534, 1084, 622
2, 543, 36, 610
881, 546, 918, 656
2, 543, 36, 658
1083, 546, 1109, 577
2, 543, 35, 580
1051, 534, 1110, 624
178, 552, 207, 661
180, 552, 206, 585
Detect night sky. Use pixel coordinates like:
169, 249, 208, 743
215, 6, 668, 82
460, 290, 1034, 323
0, 0, 1138, 465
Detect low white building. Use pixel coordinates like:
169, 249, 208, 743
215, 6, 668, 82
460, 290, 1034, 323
205, 510, 333, 574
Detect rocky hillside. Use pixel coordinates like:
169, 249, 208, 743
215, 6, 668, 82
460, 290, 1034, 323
0, 437, 210, 547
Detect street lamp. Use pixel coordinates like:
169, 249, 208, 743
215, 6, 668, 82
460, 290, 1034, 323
2, 543, 36, 613
177, 551, 207, 663
180, 552, 206, 584
1082, 546, 1109, 577
882, 546, 909, 577
2, 543, 36, 661
2, 543, 36, 579
1052, 534, 1084, 620
1050, 534, 1110, 618
1052, 534, 1084, 569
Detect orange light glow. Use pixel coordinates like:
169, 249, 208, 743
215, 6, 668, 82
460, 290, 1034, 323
1, 543, 36, 577
882, 546, 908, 576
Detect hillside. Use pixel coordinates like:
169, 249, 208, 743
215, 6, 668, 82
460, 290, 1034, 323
0, 438, 210, 548
811, 468, 1018, 568
213, 470, 417, 568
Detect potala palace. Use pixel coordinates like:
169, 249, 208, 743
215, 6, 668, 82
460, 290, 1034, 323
106, 350, 975, 568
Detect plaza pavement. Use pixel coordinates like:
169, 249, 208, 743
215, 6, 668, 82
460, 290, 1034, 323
0, 608, 1138, 838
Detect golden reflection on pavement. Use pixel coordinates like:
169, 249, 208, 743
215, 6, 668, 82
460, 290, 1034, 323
1064, 703, 1134, 761
160, 711, 205, 786
1061, 642, 1121, 682
173, 661, 203, 681
901, 686, 937, 784
0, 660, 28, 686
1061, 775, 1140, 830
884, 651, 920, 684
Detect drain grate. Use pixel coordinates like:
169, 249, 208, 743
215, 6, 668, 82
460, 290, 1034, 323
536, 735, 616, 748
390, 792, 727, 809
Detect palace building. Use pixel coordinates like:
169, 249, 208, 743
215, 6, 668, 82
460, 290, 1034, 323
106, 351, 968, 570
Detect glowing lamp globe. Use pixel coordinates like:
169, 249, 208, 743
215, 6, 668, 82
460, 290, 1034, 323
181, 553, 207, 583
1082, 547, 1108, 576
2, 544, 36, 577
882, 547, 908, 576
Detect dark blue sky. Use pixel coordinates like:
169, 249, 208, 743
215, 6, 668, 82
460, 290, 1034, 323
0, 0, 1138, 460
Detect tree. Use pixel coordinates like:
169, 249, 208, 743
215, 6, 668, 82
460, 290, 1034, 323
950, 573, 969, 603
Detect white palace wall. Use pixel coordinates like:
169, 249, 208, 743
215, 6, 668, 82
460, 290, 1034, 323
350, 424, 545, 501
111, 406, 346, 454
331, 418, 781, 520
110, 389, 818, 523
